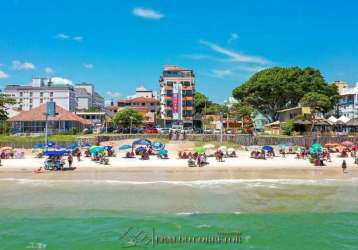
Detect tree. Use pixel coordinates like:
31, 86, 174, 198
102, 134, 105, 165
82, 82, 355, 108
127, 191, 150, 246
112, 108, 144, 128
194, 92, 209, 115
232, 67, 340, 121
281, 120, 294, 136
230, 103, 256, 133
300, 92, 332, 132
0, 94, 16, 121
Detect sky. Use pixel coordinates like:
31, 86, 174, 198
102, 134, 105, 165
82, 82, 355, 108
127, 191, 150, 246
1, 0, 358, 103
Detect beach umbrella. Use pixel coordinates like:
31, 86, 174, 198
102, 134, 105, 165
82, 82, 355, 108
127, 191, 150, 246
135, 146, 146, 155
262, 145, 273, 152
278, 144, 286, 149
47, 141, 56, 147
44, 149, 69, 156
309, 143, 323, 154
119, 144, 132, 150
67, 143, 78, 150
33, 143, 45, 149
341, 141, 354, 147
152, 141, 165, 150
80, 143, 91, 147
195, 146, 206, 154
203, 144, 215, 149
132, 139, 151, 146
159, 149, 168, 155
89, 146, 105, 154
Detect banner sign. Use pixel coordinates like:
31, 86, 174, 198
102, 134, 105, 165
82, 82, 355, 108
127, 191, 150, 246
172, 84, 179, 119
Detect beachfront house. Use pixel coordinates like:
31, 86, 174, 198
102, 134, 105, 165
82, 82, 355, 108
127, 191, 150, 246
8, 103, 91, 135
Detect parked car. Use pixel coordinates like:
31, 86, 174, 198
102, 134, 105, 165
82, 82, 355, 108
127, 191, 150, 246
226, 128, 233, 134
213, 129, 222, 134
194, 128, 203, 134
158, 128, 170, 134
204, 129, 214, 134
144, 128, 158, 134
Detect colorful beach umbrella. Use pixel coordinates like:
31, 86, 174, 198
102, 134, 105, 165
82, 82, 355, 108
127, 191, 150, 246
195, 146, 206, 154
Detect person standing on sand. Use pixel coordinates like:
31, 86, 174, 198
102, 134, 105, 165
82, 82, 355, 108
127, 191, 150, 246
342, 160, 347, 173
68, 154, 73, 168
77, 151, 81, 162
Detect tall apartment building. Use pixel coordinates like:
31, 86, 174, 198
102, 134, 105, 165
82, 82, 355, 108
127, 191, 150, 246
336, 81, 358, 119
4, 77, 77, 112
74, 83, 105, 110
159, 65, 195, 128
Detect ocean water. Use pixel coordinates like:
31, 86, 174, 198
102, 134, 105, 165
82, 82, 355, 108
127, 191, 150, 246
0, 178, 358, 249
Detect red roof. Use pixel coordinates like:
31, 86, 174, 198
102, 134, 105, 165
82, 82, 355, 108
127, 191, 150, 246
106, 106, 150, 113
118, 96, 159, 104
9, 104, 91, 125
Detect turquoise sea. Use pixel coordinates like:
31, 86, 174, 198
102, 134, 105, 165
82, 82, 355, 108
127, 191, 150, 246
0, 178, 358, 249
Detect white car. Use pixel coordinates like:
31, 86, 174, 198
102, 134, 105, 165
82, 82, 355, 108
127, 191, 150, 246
158, 128, 170, 134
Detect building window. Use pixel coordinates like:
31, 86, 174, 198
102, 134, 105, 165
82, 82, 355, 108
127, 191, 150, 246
50, 92, 53, 97
29, 105, 33, 109
40, 98, 43, 103
165, 90, 173, 96
19, 92, 23, 97
30, 99, 33, 103
40, 92, 43, 97
30, 92, 33, 97
166, 81, 174, 86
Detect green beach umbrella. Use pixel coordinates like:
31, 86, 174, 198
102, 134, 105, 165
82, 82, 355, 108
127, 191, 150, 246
195, 146, 206, 154
278, 144, 286, 149
89, 146, 105, 154
309, 143, 323, 154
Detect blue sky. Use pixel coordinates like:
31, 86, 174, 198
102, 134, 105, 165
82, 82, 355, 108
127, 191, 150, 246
1, 0, 358, 103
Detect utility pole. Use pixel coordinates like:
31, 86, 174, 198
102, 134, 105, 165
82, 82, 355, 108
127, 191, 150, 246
220, 112, 223, 143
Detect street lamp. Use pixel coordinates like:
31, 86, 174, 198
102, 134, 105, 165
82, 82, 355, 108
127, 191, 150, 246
129, 116, 134, 135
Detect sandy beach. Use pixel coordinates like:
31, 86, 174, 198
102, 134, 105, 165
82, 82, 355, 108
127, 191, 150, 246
1, 139, 357, 181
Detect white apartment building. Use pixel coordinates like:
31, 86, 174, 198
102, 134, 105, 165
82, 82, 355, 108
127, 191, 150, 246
336, 81, 358, 119
75, 83, 105, 110
4, 77, 76, 112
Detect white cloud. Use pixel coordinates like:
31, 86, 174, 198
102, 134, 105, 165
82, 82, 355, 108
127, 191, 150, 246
55, 33, 70, 39
106, 91, 121, 98
73, 36, 83, 42
55, 33, 83, 42
51, 77, 73, 85
211, 69, 233, 78
200, 40, 270, 65
236, 65, 267, 73
228, 33, 239, 43
83, 63, 94, 69
0, 70, 9, 79
132, 7, 164, 20
44, 67, 55, 74
12, 60, 35, 70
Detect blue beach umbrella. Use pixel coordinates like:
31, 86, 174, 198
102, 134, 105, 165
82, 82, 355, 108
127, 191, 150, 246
44, 150, 69, 156
152, 141, 164, 150
119, 144, 132, 150
135, 146, 146, 155
47, 141, 56, 147
262, 145, 273, 152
